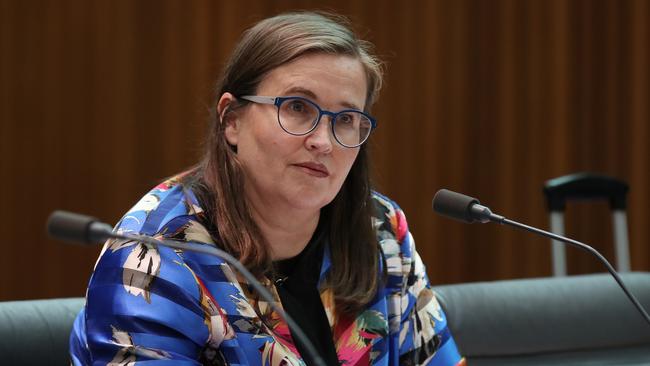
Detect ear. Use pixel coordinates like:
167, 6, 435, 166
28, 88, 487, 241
217, 92, 239, 146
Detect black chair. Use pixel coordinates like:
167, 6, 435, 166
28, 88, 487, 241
433, 272, 650, 365
0, 297, 84, 366
543, 172, 631, 276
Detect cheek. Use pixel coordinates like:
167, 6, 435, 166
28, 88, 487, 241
235, 108, 285, 157
255, 131, 294, 163
347, 147, 361, 163
337, 148, 360, 179
239, 125, 294, 172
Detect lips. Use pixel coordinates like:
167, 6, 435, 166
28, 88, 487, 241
293, 161, 330, 177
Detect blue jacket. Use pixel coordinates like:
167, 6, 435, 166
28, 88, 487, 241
70, 177, 465, 365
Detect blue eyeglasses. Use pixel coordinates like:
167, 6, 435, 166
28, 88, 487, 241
239, 95, 377, 148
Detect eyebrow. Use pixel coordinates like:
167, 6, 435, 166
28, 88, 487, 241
282, 86, 363, 111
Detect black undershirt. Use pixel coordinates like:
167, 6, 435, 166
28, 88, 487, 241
272, 224, 340, 366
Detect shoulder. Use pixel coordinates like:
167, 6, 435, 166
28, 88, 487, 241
115, 174, 212, 242
94, 173, 215, 281
92, 174, 217, 305
371, 191, 410, 247
79, 174, 267, 364
98, 173, 218, 281
81, 176, 226, 361
371, 191, 408, 242
371, 191, 416, 277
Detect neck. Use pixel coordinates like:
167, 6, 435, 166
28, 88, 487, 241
247, 194, 320, 261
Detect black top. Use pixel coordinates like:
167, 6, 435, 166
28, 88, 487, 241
272, 223, 340, 366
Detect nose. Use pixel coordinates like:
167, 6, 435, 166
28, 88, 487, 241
305, 117, 334, 154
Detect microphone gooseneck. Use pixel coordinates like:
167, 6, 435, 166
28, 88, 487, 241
46, 211, 327, 366
432, 189, 650, 328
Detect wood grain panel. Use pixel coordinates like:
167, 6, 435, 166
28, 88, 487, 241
1, 0, 648, 300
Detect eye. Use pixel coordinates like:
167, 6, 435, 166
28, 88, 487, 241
337, 113, 357, 126
287, 99, 307, 113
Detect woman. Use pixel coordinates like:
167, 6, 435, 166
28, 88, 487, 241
70, 12, 465, 366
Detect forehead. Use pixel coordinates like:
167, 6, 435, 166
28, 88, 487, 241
256, 53, 368, 110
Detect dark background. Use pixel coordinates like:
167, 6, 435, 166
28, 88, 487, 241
1, 0, 648, 301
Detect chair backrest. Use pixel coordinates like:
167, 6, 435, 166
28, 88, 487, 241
4, 276, 650, 365
543, 172, 631, 275
0, 297, 85, 366
543, 172, 629, 212
433, 273, 650, 361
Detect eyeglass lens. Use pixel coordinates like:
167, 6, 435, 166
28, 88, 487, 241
278, 98, 372, 147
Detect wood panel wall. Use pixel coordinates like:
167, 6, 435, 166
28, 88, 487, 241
1, 0, 648, 300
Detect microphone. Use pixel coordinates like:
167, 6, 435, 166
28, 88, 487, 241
432, 189, 504, 224
46, 211, 326, 366
46, 210, 114, 244
432, 189, 650, 327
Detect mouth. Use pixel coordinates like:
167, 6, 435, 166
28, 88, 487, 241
293, 162, 330, 178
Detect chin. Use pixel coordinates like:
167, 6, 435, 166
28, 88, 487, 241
287, 192, 336, 211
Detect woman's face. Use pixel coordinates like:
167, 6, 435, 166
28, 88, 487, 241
222, 53, 367, 213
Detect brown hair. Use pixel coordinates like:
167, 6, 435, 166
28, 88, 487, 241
186, 11, 384, 315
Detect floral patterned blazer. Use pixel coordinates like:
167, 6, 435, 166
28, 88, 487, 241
70, 177, 465, 366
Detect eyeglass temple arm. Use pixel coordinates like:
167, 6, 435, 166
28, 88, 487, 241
239, 95, 277, 105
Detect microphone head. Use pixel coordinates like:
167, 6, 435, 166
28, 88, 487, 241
432, 189, 481, 223
47, 210, 113, 244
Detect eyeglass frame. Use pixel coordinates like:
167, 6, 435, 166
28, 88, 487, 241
238, 95, 377, 148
